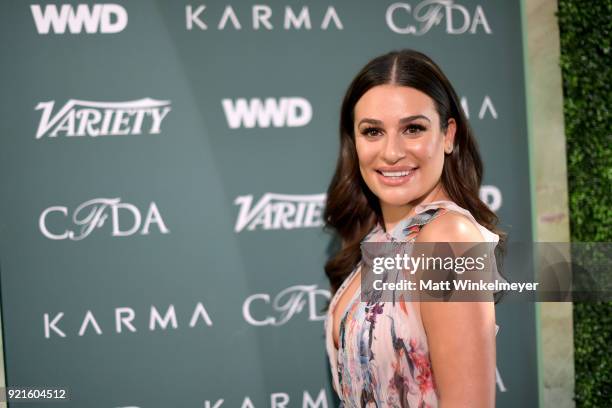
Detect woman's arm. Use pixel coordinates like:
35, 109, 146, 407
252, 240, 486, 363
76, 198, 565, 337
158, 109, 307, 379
416, 212, 497, 408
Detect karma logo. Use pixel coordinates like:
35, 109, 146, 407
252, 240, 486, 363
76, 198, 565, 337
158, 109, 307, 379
44, 302, 212, 338
186, 4, 343, 31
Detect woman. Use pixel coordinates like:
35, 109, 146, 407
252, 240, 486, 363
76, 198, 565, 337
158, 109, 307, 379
323, 49, 506, 407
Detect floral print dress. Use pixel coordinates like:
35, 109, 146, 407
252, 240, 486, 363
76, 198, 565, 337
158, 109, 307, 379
324, 200, 501, 408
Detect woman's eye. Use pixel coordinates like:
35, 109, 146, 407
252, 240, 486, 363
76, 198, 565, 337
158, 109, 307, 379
405, 124, 426, 134
361, 127, 382, 137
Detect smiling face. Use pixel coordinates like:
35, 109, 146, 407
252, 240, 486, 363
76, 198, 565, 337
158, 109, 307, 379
353, 84, 456, 225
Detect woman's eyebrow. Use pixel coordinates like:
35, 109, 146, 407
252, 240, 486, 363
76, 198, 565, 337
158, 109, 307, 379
399, 115, 431, 124
358, 115, 431, 127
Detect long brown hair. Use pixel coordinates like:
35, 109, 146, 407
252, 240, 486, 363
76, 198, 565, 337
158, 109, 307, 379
324, 49, 507, 295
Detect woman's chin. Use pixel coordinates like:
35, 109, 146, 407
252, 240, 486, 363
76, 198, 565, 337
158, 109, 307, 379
377, 194, 419, 208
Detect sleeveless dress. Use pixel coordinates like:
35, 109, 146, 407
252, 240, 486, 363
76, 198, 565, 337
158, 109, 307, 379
323, 200, 501, 408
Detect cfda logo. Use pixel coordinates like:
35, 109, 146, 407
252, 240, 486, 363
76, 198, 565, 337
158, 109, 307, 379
385, 1, 491, 35
39, 198, 170, 240
243, 285, 330, 326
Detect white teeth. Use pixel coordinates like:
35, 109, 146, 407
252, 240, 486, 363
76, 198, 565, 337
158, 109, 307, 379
380, 169, 415, 177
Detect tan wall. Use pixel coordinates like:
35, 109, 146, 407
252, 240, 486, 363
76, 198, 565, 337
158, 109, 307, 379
523, 0, 575, 406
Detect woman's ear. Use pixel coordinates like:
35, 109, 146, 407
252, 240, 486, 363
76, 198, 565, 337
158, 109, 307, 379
444, 118, 457, 154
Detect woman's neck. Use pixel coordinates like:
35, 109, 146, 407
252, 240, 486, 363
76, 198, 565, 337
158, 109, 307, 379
381, 184, 450, 233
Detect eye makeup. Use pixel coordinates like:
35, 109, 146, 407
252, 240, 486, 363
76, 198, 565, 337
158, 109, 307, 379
358, 123, 427, 137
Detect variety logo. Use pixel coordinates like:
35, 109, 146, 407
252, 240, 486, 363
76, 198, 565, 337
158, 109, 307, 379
234, 193, 325, 232
385, 1, 491, 35
39, 198, 170, 240
186, 5, 343, 30
234, 189, 499, 233
34, 98, 172, 139
243, 285, 330, 326
31, 3, 128, 34
44, 302, 212, 338
222, 97, 312, 129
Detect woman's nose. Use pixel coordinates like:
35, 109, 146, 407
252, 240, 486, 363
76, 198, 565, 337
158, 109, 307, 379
381, 132, 406, 163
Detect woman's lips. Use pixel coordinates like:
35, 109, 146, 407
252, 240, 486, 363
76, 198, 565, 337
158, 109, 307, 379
375, 168, 418, 186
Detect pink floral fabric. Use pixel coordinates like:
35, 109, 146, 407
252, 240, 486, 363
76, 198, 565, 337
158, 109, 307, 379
324, 200, 501, 408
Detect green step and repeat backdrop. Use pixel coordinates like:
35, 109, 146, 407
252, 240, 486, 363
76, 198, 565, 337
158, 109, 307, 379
0, 1, 538, 407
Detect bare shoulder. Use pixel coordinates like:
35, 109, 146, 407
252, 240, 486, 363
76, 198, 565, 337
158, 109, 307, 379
416, 209, 485, 243
415, 210, 496, 404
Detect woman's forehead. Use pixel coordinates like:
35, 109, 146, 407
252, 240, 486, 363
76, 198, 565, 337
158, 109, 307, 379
354, 85, 437, 121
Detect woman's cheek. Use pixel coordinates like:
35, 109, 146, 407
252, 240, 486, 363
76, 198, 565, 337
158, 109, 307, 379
356, 143, 377, 168
419, 139, 438, 159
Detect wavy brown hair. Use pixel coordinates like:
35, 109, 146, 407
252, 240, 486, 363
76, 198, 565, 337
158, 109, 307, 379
324, 49, 507, 295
